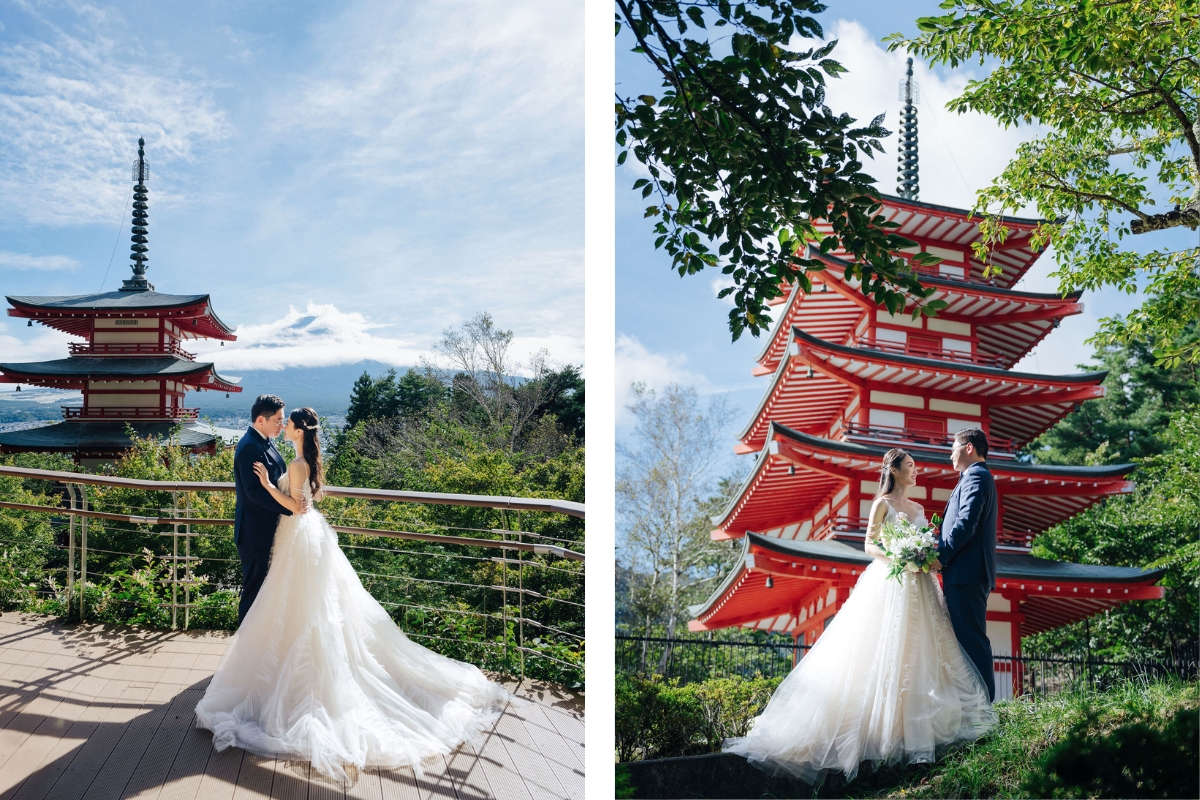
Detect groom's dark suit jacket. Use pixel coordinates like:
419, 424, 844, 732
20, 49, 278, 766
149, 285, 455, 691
233, 427, 292, 550
937, 461, 997, 589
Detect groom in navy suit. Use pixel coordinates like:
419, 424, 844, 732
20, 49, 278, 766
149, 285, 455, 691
931, 428, 998, 701
233, 394, 294, 624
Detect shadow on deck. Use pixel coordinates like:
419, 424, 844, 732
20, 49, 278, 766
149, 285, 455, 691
0, 613, 584, 800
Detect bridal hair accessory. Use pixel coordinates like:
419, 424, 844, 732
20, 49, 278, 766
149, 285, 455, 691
878, 511, 943, 583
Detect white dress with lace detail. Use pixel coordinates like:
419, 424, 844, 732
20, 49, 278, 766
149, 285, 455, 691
723, 502, 995, 784
195, 464, 509, 780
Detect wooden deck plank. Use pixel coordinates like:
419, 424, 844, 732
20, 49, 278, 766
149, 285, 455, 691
471, 717, 531, 800
269, 761, 310, 800
445, 745, 494, 800
493, 707, 565, 800
377, 765, 431, 800
81, 683, 176, 800
154, 715, 218, 800
306, 768, 345, 800
343, 769, 382, 800
120, 688, 207, 800
0, 617, 578, 800
508, 704, 582, 797
5, 673, 124, 800
35, 680, 149, 800
527, 706, 582, 773
231, 755, 276, 800
194, 743, 244, 800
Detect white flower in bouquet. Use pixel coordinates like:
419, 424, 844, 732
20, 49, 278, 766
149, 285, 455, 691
876, 511, 944, 583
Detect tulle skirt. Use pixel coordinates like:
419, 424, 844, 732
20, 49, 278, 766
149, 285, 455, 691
723, 559, 995, 784
194, 509, 510, 780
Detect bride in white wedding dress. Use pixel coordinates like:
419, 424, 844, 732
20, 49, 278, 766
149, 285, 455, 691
195, 407, 509, 780
723, 448, 995, 784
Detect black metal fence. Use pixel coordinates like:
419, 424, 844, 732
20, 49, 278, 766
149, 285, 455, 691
617, 635, 1200, 695
994, 652, 1200, 699
616, 634, 809, 684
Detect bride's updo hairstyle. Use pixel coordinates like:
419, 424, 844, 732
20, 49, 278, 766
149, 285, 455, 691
289, 407, 324, 495
875, 448, 912, 498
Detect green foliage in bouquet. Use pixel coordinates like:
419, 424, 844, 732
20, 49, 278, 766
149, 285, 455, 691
877, 512, 942, 582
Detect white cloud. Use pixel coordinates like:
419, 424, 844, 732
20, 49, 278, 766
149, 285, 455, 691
0, 320, 73, 366
192, 301, 582, 375
191, 302, 423, 372
265, 1, 580, 192
0, 250, 79, 270
615, 334, 713, 423
0, 3, 233, 225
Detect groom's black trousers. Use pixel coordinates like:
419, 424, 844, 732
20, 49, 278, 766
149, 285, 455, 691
944, 583, 996, 701
237, 543, 273, 624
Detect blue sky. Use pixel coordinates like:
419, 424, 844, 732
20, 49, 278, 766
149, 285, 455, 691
0, 0, 582, 377
615, 1, 1195, 448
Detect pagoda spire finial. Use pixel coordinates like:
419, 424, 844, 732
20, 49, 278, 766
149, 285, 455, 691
897, 57, 920, 201
121, 136, 154, 292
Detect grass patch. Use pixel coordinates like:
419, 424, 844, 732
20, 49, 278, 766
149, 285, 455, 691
833, 677, 1199, 799
616, 675, 1199, 798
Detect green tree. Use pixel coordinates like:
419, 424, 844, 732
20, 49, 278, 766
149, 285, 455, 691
617, 384, 738, 645
1027, 406, 1200, 661
346, 370, 382, 428
396, 368, 446, 419
616, 0, 948, 340
1029, 319, 1199, 466
892, 0, 1200, 365
538, 364, 585, 441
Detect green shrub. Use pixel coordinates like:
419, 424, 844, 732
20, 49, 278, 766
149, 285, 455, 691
1022, 707, 1199, 799
615, 673, 782, 762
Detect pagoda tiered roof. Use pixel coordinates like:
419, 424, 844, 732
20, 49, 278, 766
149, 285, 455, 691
717, 423, 1134, 542
688, 533, 1164, 635
738, 328, 1107, 454
754, 250, 1085, 374
813, 193, 1049, 288
6, 291, 236, 340
0, 357, 242, 393
0, 422, 221, 454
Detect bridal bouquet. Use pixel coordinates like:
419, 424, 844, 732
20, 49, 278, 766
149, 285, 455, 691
878, 512, 943, 583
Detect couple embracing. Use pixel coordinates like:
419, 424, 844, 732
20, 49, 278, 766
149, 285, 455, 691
194, 395, 508, 780
725, 428, 999, 784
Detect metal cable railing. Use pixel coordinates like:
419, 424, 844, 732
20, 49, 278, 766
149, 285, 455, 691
0, 464, 584, 683
616, 635, 1199, 694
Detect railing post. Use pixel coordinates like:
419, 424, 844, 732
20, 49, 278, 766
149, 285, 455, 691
66, 483, 77, 611
184, 493, 192, 631
501, 531, 509, 677
79, 484, 88, 622
517, 527, 525, 683
171, 491, 179, 630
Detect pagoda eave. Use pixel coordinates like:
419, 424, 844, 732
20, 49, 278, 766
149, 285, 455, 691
755, 256, 1086, 375
689, 533, 1164, 636
7, 294, 237, 341
738, 330, 1107, 451
715, 423, 1134, 541
0, 359, 243, 394
0, 421, 221, 457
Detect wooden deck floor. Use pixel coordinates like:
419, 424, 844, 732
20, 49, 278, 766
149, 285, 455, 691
0, 613, 584, 800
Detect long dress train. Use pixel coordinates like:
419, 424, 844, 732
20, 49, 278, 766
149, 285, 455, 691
195, 468, 509, 780
723, 503, 995, 784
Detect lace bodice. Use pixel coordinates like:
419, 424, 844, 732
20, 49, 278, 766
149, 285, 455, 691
883, 500, 926, 528
277, 462, 314, 503
868, 499, 927, 545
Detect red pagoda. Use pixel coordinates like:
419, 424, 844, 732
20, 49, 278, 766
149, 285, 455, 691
687, 69, 1165, 699
0, 139, 241, 468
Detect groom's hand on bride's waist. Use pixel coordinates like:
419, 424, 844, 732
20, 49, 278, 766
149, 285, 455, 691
929, 558, 943, 572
